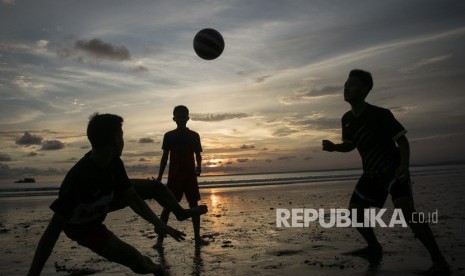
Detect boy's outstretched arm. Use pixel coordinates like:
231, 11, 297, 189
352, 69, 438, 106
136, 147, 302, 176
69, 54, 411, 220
28, 213, 66, 276
123, 187, 186, 241
156, 150, 169, 182
395, 135, 410, 179
322, 140, 356, 152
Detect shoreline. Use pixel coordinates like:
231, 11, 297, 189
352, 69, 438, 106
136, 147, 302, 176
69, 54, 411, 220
2, 164, 465, 198
0, 172, 464, 275
1, 162, 464, 186
0, 179, 355, 199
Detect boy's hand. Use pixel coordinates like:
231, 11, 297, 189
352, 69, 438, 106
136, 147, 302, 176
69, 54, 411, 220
148, 177, 162, 185
196, 166, 201, 176
322, 140, 335, 152
155, 224, 186, 242
165, 224, 186, 242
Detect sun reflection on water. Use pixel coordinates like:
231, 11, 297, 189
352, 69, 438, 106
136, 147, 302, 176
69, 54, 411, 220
209, 192, 221, 208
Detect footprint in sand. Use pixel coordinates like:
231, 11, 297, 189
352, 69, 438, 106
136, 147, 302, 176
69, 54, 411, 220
271, 249, 304, 256
221, 240, 233, 248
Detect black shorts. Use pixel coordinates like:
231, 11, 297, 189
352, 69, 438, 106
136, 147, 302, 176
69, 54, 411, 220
63, 222, 115, 253
350, 172, 413, 208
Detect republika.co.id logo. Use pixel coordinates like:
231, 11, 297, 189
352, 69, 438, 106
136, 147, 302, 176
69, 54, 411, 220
276, 208, 438, 228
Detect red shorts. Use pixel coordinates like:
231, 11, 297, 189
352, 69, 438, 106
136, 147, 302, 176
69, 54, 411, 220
167, 179, 201, 203
63, 222, 115, 253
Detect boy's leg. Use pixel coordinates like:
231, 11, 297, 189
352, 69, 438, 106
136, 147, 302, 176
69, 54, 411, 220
348, 202, 383, 255
189, 201, 209, 247
346, 174, 384, 263
393, 196, 449, 274
92, 231, 168, 275
129, 179, 207, 221
155, 208, 171, 248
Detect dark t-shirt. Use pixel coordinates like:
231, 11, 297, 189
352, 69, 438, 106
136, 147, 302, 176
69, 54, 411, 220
162, 128, 202, 186
342, 104, 407, 174
50, 152, 132, 226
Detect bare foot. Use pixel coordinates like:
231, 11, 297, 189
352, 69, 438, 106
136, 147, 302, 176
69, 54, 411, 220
153, 232, 165, 249
143, 258, 169, 276
176, 205, 208, 221
153, 266, 170, 276
195, 237, 210, 247
423, 261, 450, 275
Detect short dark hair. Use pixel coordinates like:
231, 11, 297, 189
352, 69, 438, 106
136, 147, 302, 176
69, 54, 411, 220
173, 105, 189, 116
87, 113, 123, 149
349, 69, 373, 93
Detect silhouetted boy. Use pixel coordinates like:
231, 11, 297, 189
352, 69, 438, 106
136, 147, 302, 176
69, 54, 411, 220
322, 69, 449, 274
156, 105, 209, 248
28, 113, 207, 276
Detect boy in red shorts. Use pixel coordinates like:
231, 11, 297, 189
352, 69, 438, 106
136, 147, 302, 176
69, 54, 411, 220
156, 105, 209, 247
322, 69, 449, 274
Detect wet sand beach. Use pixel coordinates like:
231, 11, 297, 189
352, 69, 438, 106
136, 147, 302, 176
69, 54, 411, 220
0, 170, 464, 275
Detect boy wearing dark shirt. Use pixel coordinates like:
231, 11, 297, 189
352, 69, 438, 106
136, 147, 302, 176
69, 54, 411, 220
323, 69, 449, 274
156, 105, 208, 247
28, 113, 207, 275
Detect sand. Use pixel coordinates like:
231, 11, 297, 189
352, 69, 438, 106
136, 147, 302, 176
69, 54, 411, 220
0, 170, 464, 275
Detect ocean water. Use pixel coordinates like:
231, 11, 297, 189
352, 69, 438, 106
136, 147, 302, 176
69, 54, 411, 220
1, 164, 464, 198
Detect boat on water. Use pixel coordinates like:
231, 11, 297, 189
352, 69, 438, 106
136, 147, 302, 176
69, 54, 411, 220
14, 178, 36, 183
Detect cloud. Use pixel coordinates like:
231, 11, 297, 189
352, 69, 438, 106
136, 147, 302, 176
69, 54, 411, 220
133, 65, 149, 73
272, 127, 299, 137
56, 48, 74, 59
74, 38, 131, 61
399, 54, 452, 73
16, 132, 43, 146
255, 75, 272, 83
278, 156, 297, 161
139, 137, 154, 144
191, 113, 250, 122
302, 85, 342, 97
36, 40, 49, 48
2, 0, 15, 6
41, 140, 65, 150
240, 144, 255, 149
55, 157, 78, 163
292, 116, 341, 131
0, 153, 12, 162
0, 163, 66, 179
11, 76, 47, 91
388, 105, 416, 115
280, 85, 342, 105
265, 112, 340, 136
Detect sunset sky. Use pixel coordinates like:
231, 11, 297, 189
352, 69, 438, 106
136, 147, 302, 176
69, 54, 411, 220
1, 0, 465, 183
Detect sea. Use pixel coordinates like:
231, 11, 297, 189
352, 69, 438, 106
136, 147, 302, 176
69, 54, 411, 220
1, 164, 464, 198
